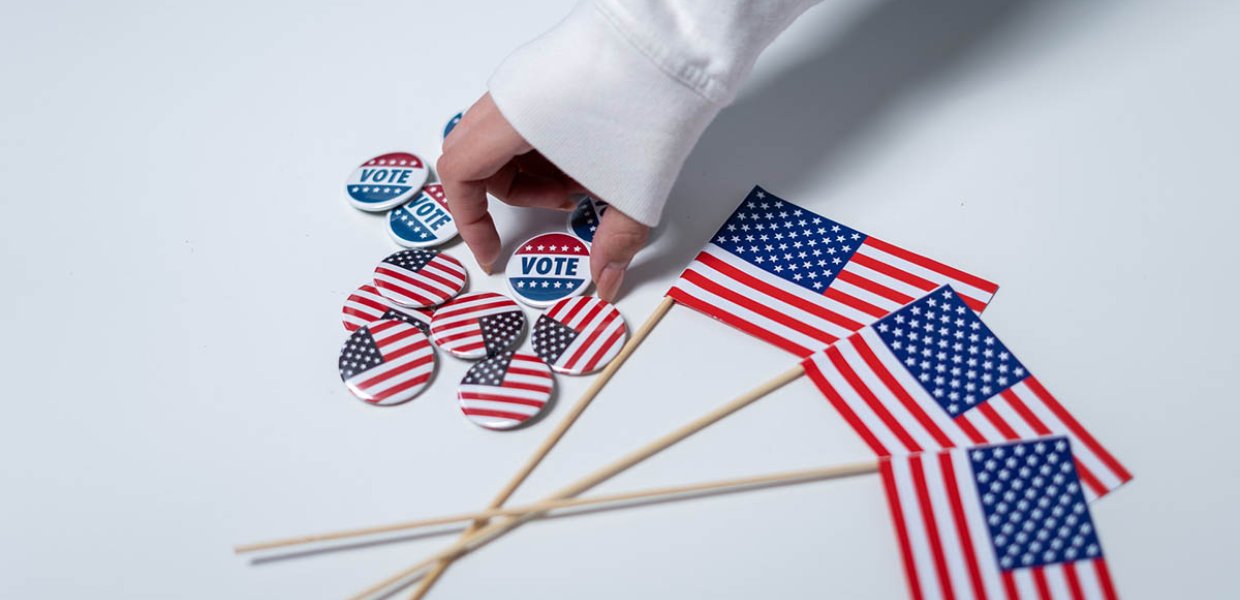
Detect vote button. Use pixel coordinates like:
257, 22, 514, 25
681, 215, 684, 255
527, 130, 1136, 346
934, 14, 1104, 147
346, 152, 429, 212
505, 232, 591, 308
388, 183, 458, 248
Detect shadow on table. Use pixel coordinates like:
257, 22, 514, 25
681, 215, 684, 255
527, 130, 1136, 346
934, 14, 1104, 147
622, 0, 1043, 293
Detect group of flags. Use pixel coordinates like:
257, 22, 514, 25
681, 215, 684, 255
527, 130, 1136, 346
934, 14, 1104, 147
667, 186, 1130, 599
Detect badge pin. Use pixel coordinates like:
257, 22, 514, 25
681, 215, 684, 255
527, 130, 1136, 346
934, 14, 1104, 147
429, 291, 527, 360
372, 249, 467, 309
457, 351, 554, 430
342, 283, 434, 334
346, 152, 429, 212
338, 319, 437, 406
567, 196, 608, 243
388, 184, 458, 248
532, 296, 627, 375
505, 233, 591, 308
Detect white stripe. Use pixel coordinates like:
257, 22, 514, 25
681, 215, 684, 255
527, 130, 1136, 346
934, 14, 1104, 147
817, 281, 890, 324
838, 259, 929, 301
1010, 569, 1039, 599
854, 241, 995, 307
1010, 382, 1124, 495
373, 273, 435, 305
986, 394, 1042, 439
960, 408, 1007, 444
559, 311, 625, 371
1076, 559, 1105, 599
920, 452, 975, 599
826, 276, 907, 316
949, 449, 1006, 599
346, 350, 434, 396
836, 338, 940, 451
457, 397, 544, 416
812, 353, 908, 454
377, 265, 456, 298
859, 328, 978, 448
425, 258, 468, 284
890, 456, 945, 600
1043, 564, 1073, 599
671, 275, 826, 353
562, 297, 601, 329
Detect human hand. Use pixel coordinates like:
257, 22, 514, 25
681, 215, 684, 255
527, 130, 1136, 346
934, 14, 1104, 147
437, 93, 649, 302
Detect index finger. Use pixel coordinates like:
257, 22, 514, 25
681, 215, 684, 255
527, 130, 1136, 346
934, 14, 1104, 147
437, 93, 532, 272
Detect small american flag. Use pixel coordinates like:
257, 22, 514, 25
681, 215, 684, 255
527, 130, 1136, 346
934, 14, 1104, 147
881, 438, 1119, 600
457, 351, 555, 430
338, 319, 437, 406
667, 186, 999, 357
804, 286, 1131, 500
531, 296, 628, 375
429, 292, 526, 360
341, 283, 433, 334
373, 249, 467, 308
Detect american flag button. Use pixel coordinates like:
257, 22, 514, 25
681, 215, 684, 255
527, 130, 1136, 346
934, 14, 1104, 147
443, 111, 464, 140
429, 291, 527, 360
567, 195, 608, 243
532, 296, 628, 375
505, 232, 591, 308
372, 249, 468, 309
388, 183, 458, 248
341, 283, 434, 334
338, 318, 437, 406
457, 351, 554, 430
345, 152, 429, 212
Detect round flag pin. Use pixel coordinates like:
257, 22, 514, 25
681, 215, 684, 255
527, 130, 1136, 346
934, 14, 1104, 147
372, 249, 467, 309
388, 183, 458, 248
342, 283, 434, 334
430, 291, 527, 360
505, 232, 591, 308
567, 196, 608, 243
531, 296, 628, 375
346, 152, 429, 212
457, 351, 554, 430
443, 111, 464, 140
338, 318, 437, 406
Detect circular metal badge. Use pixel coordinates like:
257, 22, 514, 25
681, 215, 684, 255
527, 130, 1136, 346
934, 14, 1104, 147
388, 183, 458, 248
457, 351, 554, 430
567, 196, 608, 243
372, 249, 467, 309
429, 291, 527, 360
505, 233, 591, 308
341, 283, 434, 334
531, 296, 627, 375
345, 152, 429, 212
338, 319, 437, 406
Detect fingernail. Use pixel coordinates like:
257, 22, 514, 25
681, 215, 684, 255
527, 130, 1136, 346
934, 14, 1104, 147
480, 260, 494, 275
596, 262, 627, 302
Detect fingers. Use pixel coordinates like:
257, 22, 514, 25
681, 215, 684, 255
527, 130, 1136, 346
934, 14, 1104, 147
484, 162, 579, 211
589, 206, 650, 302
438, 93, 532, 272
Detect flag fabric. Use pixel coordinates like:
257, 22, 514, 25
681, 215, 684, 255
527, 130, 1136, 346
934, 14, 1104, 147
803, 286, 1131, 500
531, 296, 628, 375
338, 319, 437, 406
881, 438, 1119, 600
667, 186, 999, 357
429, 291, 526, 360
372, 249, 468, 308
341, 283, 433, 334
457, 351, 555, 430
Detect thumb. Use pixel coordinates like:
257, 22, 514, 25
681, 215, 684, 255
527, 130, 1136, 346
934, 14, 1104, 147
589, 206, 650, 302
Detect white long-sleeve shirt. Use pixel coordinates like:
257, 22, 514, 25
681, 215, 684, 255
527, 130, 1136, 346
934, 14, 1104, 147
489, 0, 821, 227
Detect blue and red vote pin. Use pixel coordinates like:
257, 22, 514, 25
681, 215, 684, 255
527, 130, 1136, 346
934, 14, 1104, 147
346, 152, 429, 212
505, 233, 591, 308
388, 183, 458, 248
568, 196, 608, 243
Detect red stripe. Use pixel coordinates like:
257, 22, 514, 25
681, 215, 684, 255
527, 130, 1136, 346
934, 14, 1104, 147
567, 300, 604, 334
376, 266, 449, 302
862, 236, 999, 294
550, 297, 582, 321
952, 413, 989, 445
1001, 388, 1052, 436
853, 336, 954, 448
380, 340, 432, 363
677, 267, 840, 347
349, 294, 389, 314
374, 326, 419, 350
849, 252, 937, 292
977, 402, 1020, 440
828, 347, 923, 453
358, 353, 434, 390
458, 392, 545, 408
879, 459, 924, 600
1093, 559, 1119, 600
366, 370, 432, 402
1002, 572, 1019, 600
1032, 567, 1052, 600
582, 325, 626, 373
368, 319, 405, 334
1062, 562, 1085, 600
667, 286, 813, 356
375, 278, 433, 305
1074, 459, 1109, 498
434, 299, 512, 319
563, 310, 618, 370
506, 366, 553, 379
1024, 376, 1132, 483
461, 407, 531, 422
498, 381, 553, 393
939, 453, 989, 600
909, 453, 958, 600
694, 251, 864, 331
430, 328, 482, 345
824, 286, 890, 318
836, 268, 916, 306
804, 356, 889, 455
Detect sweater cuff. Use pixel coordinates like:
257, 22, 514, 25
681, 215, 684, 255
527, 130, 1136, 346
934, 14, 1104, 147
488, 2, 721, 227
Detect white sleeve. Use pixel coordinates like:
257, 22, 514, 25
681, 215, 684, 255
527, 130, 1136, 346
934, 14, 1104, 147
488, 0, 820, 227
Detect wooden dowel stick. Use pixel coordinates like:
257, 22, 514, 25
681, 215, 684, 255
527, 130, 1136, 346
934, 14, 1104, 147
235, 460, 879, 554
351, 362, 806, 600
404, 297, 676, 599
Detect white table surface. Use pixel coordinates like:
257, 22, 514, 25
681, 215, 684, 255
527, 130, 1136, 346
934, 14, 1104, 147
3, 0, 1238, 598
